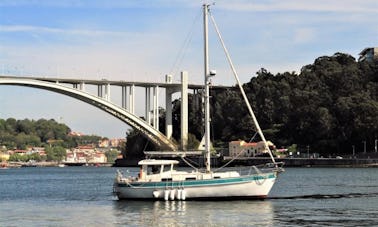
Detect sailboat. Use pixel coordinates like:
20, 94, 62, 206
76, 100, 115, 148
113, 4, 284, 200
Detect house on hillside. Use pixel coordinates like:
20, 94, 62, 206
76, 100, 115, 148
229, 140, 275, 157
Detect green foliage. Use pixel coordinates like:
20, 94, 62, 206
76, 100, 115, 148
73, 135, 102, 146
8, 153, 44, 162
287, 144, 298, 154
187, 133, 200, 150
167, 52, 378, 155
45, 146, 66, 161
0, 118, 70, 149
105, 149, 119, 163
124, 129, 156, 158
0, 118, 106, 151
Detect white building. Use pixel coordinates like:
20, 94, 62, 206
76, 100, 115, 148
229, 140, 275, 157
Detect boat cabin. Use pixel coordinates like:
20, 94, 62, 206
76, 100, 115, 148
138, 159, 179, 181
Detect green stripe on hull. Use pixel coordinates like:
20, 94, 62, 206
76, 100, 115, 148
117, 173, 276, 188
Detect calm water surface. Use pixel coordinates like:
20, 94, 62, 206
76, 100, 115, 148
1, 167, 378, 226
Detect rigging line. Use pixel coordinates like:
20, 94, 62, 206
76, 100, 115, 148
169, 9, 202, 76
208, 10, 276, 164
214, 147, 248, 172
180, 156, 199, 171
248, 132, 258, 143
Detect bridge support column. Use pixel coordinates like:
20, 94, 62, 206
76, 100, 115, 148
165, 88, 173, 140
145, 87, 151, 125
97, 85, 103, 98
121, 86, 127, 109
181, 71, 188, 150
79, 82, 85, 91
129, 84, 135, 114
153, 86, 159, 130
105, 83, 110, 101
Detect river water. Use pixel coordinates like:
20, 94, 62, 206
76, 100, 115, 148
1, 167, 378, 226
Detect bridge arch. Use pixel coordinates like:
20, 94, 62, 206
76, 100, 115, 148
0, 78, 177, 151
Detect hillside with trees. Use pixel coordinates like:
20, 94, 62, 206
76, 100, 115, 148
0, 118, 109, 161
153, 52, 377, 156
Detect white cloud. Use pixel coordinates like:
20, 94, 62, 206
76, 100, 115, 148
0, 25, 149, 39
219, 0, 378, 13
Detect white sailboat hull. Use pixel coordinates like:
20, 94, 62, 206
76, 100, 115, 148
114, 172, 276, 200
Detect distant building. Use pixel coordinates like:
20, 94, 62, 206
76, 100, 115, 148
0, 152, 10, 161
229, 140, 275, 157
88, 152, 107, 163
13, 149, 28, 156
68, 131, 83, 137
98, 139, 110, 148
65, 145, 108, 164
359, 47, 378, 62
110, 138, 126, 147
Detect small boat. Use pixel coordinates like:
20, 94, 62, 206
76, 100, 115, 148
21, 160, 37, 167
113, 4, 284, 200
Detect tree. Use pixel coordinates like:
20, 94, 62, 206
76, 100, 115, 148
45, 146, 66, 161
105, 149, 119, 163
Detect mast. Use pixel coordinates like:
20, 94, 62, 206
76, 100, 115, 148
203, 4, 211, 172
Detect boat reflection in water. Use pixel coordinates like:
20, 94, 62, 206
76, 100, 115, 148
113, 200, 274, 226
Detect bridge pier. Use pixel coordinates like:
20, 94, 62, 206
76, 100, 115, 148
129, 84, 135, 114
165, 88, 173, 140
121, 86, 127, 109
153, 86, 159, 130
145, 87, 151, 124
105, 83, 110, 101
79, 82, 85, 91
97, 85, 103, 98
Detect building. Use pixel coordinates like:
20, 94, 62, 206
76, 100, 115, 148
229, 140, 275, 157
0, 152, 10, 161
65, 145, 108, 164
359, 47, 378, 62
88, 152, 107, 163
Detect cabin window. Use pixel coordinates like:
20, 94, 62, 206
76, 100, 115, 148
162, 178, 172, 181
185, 177, 196, 181
148, 165, 161, 174
162, 165, 171, 172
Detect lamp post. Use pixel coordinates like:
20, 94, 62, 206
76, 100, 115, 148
363, 141, 366, 153
352, 145, 355, 157
375, 139, 377, 153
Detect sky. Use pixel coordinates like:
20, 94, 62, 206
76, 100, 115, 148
1, 0, 378, 138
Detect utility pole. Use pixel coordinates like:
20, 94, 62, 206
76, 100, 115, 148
352, 145, 355, 157
363, 141, 366, 153
375, 139, 377, 153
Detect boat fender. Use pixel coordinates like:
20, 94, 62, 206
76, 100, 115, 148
177, 189, 182, 200
170, 189, 175, 200
164, 190, 170, 201
153, 190, 160, 198
181, 190, 186, 200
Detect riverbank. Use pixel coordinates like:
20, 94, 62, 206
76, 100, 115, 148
114, 156, 378, 168
3, 161, 113, 168
223, 157, 378, 167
